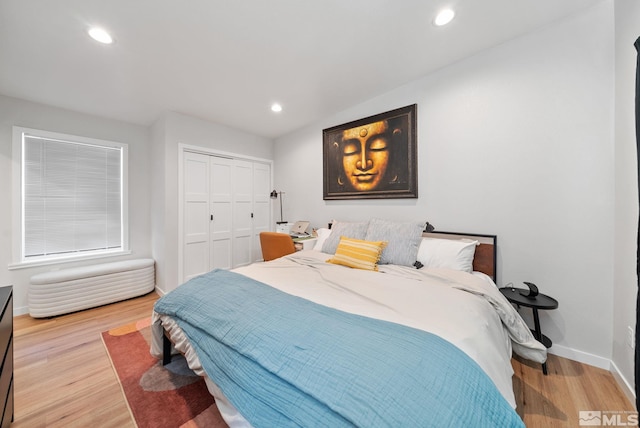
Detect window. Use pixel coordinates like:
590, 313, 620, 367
12, 127, 129, 266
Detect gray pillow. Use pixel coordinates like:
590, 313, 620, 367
321, 221, 370, 254
365, 218, 425, 266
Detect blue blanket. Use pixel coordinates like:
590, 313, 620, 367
154, 269, 523, 428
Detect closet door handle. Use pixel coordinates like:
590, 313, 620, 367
210, 214, 213, 221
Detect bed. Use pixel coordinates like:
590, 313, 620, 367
151, 220, 546, 427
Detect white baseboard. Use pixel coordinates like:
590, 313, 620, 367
548, 344, 611, 370
610, 360, 637, 409
549, 344, 636, 409
154, 286, 167, 296
14, 305, 28, 316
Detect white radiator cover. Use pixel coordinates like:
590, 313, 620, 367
29, 258, 155, 318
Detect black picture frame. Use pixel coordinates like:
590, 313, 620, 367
323, 104, 417, 200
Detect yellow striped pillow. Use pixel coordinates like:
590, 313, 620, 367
326, 236, 387, 271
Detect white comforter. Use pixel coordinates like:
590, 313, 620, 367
152, 250, 546, 424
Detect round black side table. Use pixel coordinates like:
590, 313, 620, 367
499, 287, 559, 375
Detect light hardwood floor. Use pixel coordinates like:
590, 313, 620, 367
512, 354, 636, 426
12, 292, 159, 428
10, 292, 636, 427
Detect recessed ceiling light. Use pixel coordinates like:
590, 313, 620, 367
88, 27, 113, 44
271, 103, 283, 113
434, 9, 455, 26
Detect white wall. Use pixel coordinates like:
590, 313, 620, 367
613, 0, 640, 401
150, 111, 274, 293
0, 94, 152, 314
275, 2, 616, 371
150, 115, 168, 298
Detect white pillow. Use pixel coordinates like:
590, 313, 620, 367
313, 228, 332, 251
416, 238, 478, 273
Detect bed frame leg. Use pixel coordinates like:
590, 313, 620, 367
162, 330, 172, 365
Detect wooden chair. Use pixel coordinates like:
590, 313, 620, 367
259, 232, 296, 261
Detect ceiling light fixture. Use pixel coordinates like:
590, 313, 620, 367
271, 103, 283, 113
434, 9, 455, 26
88, 27, 113, 44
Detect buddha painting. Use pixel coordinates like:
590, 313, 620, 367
323, 104, 417, 200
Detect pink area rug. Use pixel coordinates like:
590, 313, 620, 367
102, 318, 228, 427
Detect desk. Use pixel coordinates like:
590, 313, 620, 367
293, 237, 317, 251
499, 287, 558, 375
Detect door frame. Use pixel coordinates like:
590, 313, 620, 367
177, 144, 274, 283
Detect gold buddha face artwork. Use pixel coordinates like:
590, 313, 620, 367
322, 104, 417, 200
340, 120, 390, 192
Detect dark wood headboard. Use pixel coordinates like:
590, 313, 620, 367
422, 231, 497, 283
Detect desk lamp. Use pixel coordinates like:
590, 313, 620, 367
270, 190, 287, 224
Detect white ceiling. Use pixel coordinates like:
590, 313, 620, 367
0, 0, 601, 139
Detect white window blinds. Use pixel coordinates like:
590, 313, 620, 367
23, 134, 123, 259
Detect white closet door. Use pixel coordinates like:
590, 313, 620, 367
252, 162, 271, 262
181, 150, 272, 280
232, 159, 254, 267
183, 152, 210, 281
210, 156, 233, 270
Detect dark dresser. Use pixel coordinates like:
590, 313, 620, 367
0, 287, 13, 428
